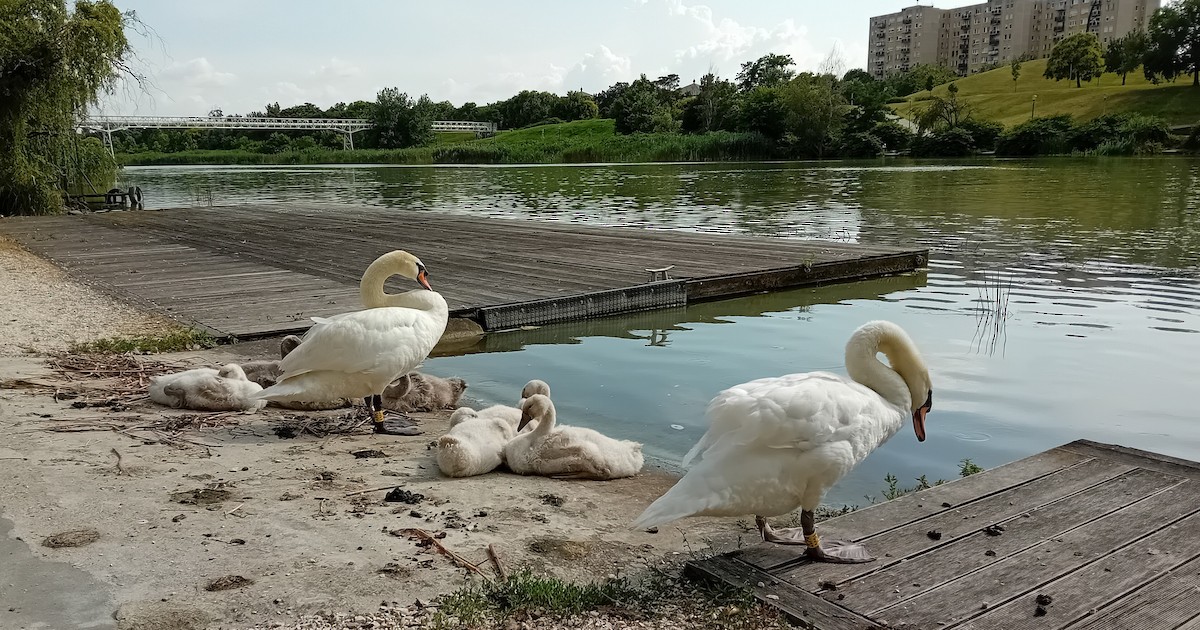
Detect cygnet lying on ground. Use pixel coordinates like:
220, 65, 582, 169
503, 394, 643, 480
148, 364, 266, 412
382, 372, 468, 413
435, 379, 552, 478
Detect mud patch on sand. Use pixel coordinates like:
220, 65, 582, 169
42, 528, 101, 548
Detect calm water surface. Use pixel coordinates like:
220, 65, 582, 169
120, 159, 1200, 505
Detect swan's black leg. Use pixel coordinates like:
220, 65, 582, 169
372, 392, 421, 436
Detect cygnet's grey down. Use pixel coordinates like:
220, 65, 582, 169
148, 364, 266, 412
238, 335, 303, 388
382, 372, 468, 413
239, 335, 351, 410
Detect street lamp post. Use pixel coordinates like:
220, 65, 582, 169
1031, 94, 1037, 119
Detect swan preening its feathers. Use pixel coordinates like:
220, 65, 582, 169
252, 250, 450, 435
632, 320, 932, 563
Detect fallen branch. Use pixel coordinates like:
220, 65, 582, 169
395, 528, 490, 581
487, 543, 508, 580
111, 448, 128, 475
343, 484, 398, 498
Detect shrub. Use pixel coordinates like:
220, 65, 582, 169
911, 127, 975, 157
996, 115, 1076, 156
871, 121, 915, 151
840, 132, 885, 158
1184, 128, 1200, 154
958, 119, 1004, 152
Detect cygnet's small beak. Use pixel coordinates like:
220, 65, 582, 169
517, 412, 533, 432
416, 269, 432, 291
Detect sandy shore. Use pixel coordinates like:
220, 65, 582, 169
0, 238, 756, 630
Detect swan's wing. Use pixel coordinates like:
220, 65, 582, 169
278, 307, 438, 379
681, 372, 884, 467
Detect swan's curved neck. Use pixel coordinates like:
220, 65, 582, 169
534, 404, 557, 435
845, 328, 917, 412
360, 264, 442, 312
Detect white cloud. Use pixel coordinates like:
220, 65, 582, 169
161, 57, 236, 88
312, 57, 363, 81
562, 46, 634, 92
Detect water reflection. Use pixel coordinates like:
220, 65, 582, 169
118, 159, 1200, 506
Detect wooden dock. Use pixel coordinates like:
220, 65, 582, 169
0, 204, 926, 338
686, 440, 1200, 630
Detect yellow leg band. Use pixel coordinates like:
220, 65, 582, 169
805, 533, 820, 548
373, 410, 385, 423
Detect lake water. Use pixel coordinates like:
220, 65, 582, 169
118, 159, 1200, 506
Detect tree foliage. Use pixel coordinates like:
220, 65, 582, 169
1105, 30, 1148, 85
1, 0, 134, 215
779, 73, 848, 158
1044, 33, 1105, 87
371, 88, 434, 149
1143, 0, 1200, 86
736, 53, 795, 91
680, 73, 739, 134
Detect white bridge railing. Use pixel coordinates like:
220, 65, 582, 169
79, 115, 499, 153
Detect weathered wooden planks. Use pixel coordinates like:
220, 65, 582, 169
687, 440, 1200, 630
0, 204, 926, 338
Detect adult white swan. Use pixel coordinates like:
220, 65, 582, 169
253, 250, 449, 435
631, 320, 933, 563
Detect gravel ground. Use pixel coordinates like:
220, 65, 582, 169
0, 235, 171, 355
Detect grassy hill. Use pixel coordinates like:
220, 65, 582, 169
891, 59, 1200, 127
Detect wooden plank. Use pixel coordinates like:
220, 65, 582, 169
870, 482, 1200, 628
684, 554, 882, 630
1062, 554, 1200, 630
829, 467, 1182, 613
736, 446, 1091, 570
772, 456, 1138, 589
1176, 614, 1200, 630
0, 205, 926, 338
957, 511, 1200, 630
1062, 439, 1200, 480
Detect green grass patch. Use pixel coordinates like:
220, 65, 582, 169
430, 569, 784, 629
70, 328, 218, 354
116, 119, 776, 166
893, 59, 1200, 127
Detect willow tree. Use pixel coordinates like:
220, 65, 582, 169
0, 0, 135, 215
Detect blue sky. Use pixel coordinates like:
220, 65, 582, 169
101, 1, 977, 116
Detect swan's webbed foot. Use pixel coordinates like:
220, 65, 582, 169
365, 396, 421, 436
805, 539, 874, 563
372, 409, 422, 436
756, 514, 875, 564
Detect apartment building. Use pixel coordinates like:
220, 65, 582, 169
868, 0, 1160, 79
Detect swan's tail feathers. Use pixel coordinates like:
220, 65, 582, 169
631, 491, 700, 531
253, 380, 311, 401
681, 430, 717, 467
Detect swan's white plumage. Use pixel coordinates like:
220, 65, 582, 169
632, 320, 930, 531
252, 251, 448, 405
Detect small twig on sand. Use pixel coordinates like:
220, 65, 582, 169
224, 503, 243, 518
395, 528, 491, 580
111, 448, 128, 475
343, 485, 398, 498
487, 543, 508, 580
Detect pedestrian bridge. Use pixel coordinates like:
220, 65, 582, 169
79, 115, 498, 152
